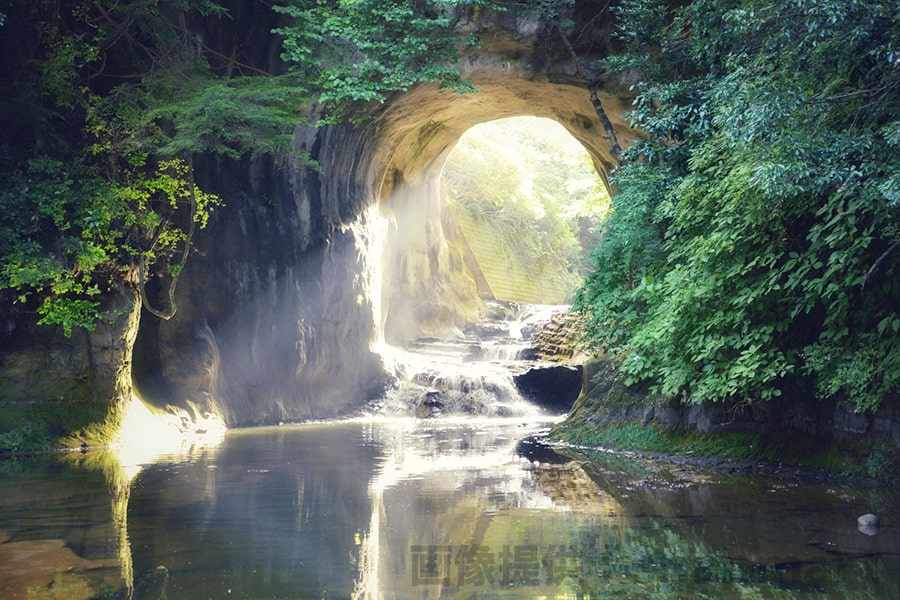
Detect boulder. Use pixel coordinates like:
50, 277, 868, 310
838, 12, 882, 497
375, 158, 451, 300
857, 513, 879, 536
415, 391, 446, 418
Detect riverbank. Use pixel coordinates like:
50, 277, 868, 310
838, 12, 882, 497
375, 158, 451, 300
547, 429, 895, 490
548, 358, 900, 485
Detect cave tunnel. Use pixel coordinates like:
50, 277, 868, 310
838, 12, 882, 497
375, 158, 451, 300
132, 24, 637, 427
364, 69, 631, 343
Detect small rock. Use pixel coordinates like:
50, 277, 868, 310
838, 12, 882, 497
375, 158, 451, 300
858, 513, 879, 535
415, 393, 446, 418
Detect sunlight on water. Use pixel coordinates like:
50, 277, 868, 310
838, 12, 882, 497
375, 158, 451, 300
369, 303, 570, 419
352, 416, 573, 600
372, 345, 544, 418
104, 396, 227, 598
2, 419, 897, 599
112, 394, 226, 477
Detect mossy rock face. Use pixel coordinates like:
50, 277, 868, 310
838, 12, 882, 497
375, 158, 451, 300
562, 357, 672, 430
0, 285, 139, 452
551, 358, 900, 481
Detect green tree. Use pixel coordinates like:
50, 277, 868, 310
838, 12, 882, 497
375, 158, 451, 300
441, 118, 608, 297
273, 0, 492, 123
0, 0, 306, 334
576, 0, 900, 411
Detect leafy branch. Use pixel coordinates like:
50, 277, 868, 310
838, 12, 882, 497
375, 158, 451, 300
273, 0, 494, 122
0, 0, 305, 335
575, 0, 900, 412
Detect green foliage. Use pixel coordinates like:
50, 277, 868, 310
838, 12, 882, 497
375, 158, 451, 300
575, 160, 670, 351
88, 73, 308, 162
0, 153, 219, 334
0, 156, 120, 334
158, 77, 308, 159
564, 421, 667, 451
273, 0, 494, 122
0, 0, 305, 335
0, 423, 52, 454
577, 0, 900, 411
0, 396, 124, 453
861, 441, 899, 481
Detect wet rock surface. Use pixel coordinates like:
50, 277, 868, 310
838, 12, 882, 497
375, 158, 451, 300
0, 538, 119, 600
370, 303, 582, 418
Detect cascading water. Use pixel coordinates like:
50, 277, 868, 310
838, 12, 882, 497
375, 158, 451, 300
367, 302, 569, 418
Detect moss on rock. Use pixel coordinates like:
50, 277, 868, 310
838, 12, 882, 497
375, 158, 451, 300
0, 285, 140, 453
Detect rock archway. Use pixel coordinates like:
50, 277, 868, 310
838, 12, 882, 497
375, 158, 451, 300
131, 10, 637, 425
372, 72, 634, 344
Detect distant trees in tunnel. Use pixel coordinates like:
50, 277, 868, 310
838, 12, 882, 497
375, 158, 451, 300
440, 117, 610, 303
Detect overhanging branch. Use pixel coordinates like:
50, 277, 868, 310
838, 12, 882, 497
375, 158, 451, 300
551, 22, 623, 162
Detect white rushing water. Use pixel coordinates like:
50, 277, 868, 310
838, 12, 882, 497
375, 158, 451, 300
369, 303, 568, 419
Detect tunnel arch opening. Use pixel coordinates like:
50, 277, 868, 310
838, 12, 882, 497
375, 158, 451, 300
372, 99, 616, 346
364, 112, 615, 419
439, 115, 610, 306
123, 13, 642, 426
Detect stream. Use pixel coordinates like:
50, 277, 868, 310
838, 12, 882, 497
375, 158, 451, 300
1, 305, 899, 599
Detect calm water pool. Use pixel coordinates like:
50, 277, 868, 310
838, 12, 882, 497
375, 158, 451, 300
1, 418, 898, 599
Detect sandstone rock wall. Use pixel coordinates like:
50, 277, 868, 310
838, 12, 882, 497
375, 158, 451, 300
132, 130, 390, 425
129, 6, 633, 425
3, 4, 635, 429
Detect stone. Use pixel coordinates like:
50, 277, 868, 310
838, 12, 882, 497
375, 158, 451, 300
0, 539, 119, 600
0, 285, 140, 446
415, 394, 446, 419
857, 513, 879, 536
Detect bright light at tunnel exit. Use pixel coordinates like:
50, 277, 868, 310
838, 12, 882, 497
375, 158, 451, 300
443, 116, 610, 221
440, 115, 610, 306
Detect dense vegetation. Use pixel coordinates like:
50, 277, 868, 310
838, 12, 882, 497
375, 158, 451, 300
0, 0, 482, 338
576, 0, 900, 413
272, 0, 489, 122
0, 0, 307, 335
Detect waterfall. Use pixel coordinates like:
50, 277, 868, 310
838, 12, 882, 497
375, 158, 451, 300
365, 302, 568, 419
342, 203, 392, 349
342, 195, 570, 420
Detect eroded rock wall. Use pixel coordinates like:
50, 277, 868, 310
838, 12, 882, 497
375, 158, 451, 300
133, 126, 391, 425
0, 285, 141, 445
128, 6, 634, 425
5, 3, 635, 429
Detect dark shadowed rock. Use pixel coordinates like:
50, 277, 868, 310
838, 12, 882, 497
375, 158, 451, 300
513, 364, 583, 413
415, 392, 446, 419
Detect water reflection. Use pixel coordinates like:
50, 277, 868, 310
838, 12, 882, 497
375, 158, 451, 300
354, 417, 582, 599
0, 419, 898, 599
